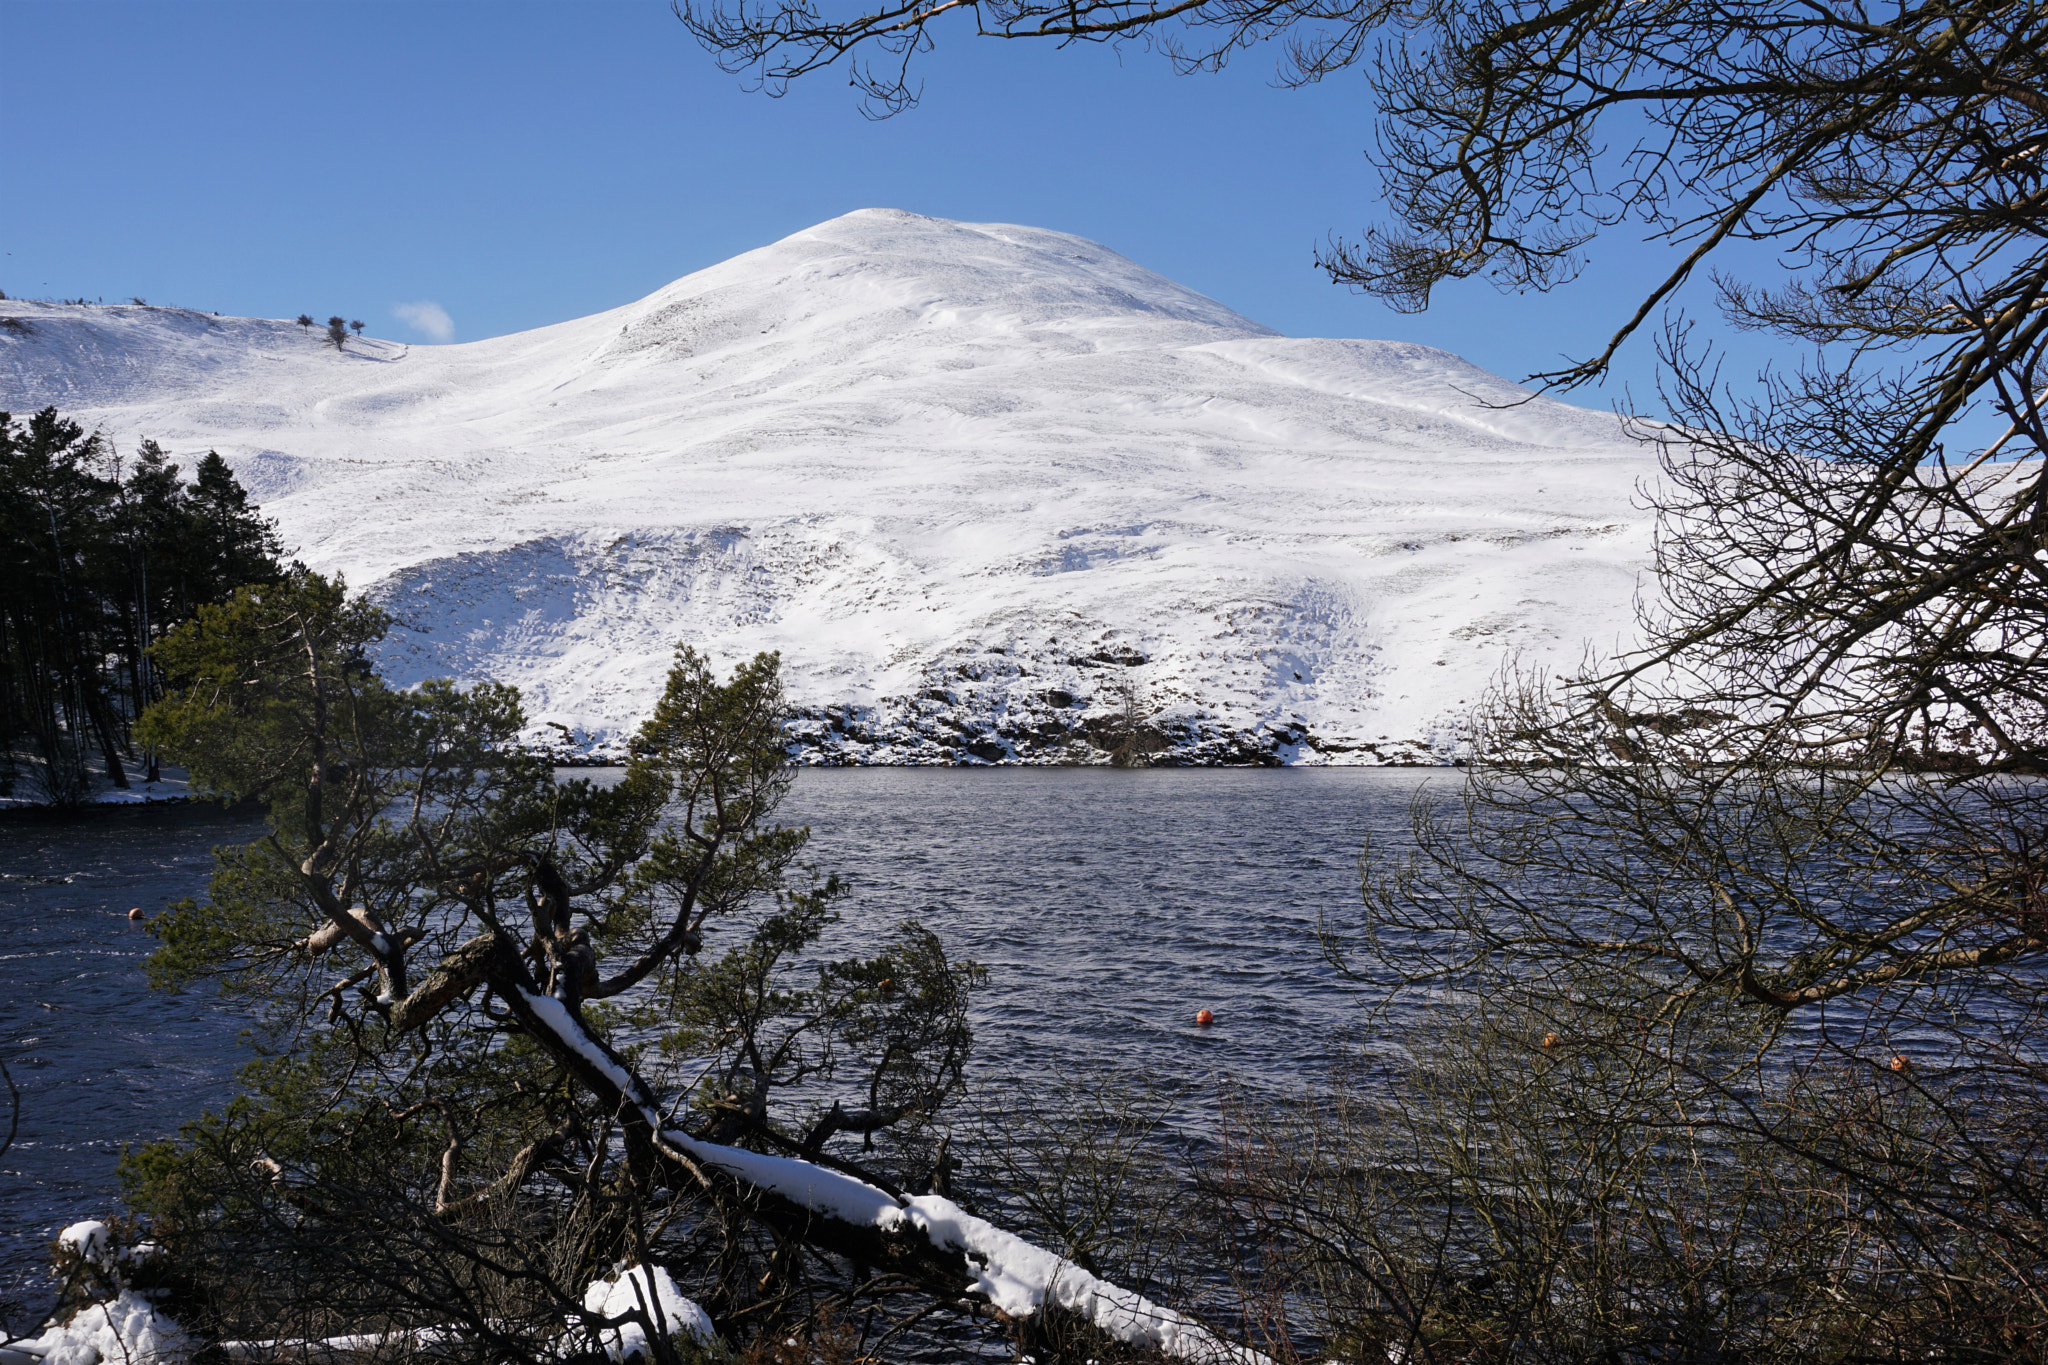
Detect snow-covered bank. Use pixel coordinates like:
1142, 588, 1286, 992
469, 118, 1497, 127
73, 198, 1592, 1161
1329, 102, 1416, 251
2, 210, 1656, 764
4, 1224, 188, 1365
7, 1226, 719, 1365
0, 771, 195, 814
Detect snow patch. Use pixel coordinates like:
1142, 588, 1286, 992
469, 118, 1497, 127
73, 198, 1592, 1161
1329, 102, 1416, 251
582, 1265, 713, 1359
56, 1223, 108, 1266
8, 1291, 191, 1365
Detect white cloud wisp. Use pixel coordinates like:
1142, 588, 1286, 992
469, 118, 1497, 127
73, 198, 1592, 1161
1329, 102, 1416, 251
392, 300, 454, 343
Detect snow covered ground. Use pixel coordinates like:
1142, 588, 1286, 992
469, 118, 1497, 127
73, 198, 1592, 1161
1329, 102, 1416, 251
0, 768, 194, 811
1, 209, 1657, 764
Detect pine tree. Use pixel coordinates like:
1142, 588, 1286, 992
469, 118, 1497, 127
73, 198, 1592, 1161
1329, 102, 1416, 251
120, 618, 1118, 1362
115, 440, 194, 780
0, 413, 283, 803
186, 451, 284, 605
325, 316, 347, 350
0, 410, 126, 797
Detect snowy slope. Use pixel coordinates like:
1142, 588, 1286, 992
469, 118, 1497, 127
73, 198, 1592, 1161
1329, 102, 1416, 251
0, 209, 1655, 764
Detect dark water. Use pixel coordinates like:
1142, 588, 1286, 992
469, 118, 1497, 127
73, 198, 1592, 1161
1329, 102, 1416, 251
0, 767, 1438, 1317
0, 800, 270, 1317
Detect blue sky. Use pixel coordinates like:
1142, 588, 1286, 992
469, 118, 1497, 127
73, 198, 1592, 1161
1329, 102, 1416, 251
4, 0, 1778, 410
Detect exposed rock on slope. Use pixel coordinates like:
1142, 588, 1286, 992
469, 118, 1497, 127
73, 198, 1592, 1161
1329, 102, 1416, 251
0, 209, 1655, 764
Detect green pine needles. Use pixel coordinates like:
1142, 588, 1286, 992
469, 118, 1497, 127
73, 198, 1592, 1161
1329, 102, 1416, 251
120, 573, 985, 1361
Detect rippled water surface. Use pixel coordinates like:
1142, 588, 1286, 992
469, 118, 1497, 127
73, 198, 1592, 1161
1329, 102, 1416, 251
1, 767, 1440, 1316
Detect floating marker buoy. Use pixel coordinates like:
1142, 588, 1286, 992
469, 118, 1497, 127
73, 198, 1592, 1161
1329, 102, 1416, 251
1195, 1008, 1214, 1027
127, 908, 144, 921
1889, 1054, 1911, 1072
1541, 1032, 1560, 1049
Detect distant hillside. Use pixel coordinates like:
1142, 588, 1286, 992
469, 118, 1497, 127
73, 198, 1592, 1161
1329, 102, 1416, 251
0, 209, 1655, 764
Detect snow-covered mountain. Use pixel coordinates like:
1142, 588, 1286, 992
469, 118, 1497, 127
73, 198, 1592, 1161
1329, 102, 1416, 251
1, 209, 1655, 764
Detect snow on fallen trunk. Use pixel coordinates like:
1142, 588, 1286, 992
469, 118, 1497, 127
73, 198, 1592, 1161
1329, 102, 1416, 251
515, 989, 1270, 1363
662, 1130, 1272, 1365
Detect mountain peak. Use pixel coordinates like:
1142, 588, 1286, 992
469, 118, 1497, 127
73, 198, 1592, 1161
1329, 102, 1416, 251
601, 210, 1278, 372
0, 215, 1654, 765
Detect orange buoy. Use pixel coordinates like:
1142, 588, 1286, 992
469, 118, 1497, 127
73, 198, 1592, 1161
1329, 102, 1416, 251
1195, 1008, 1215, 1027
1889, 1054, 1911, 1072
127, 907, 144, 921
1540, 1032, 1560, 1049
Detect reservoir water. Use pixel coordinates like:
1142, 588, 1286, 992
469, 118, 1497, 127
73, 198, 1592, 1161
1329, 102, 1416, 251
0, 767, 1439, 1320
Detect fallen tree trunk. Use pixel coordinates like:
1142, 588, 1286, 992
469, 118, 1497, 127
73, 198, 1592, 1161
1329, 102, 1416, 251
506, 987, 1270, 1364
